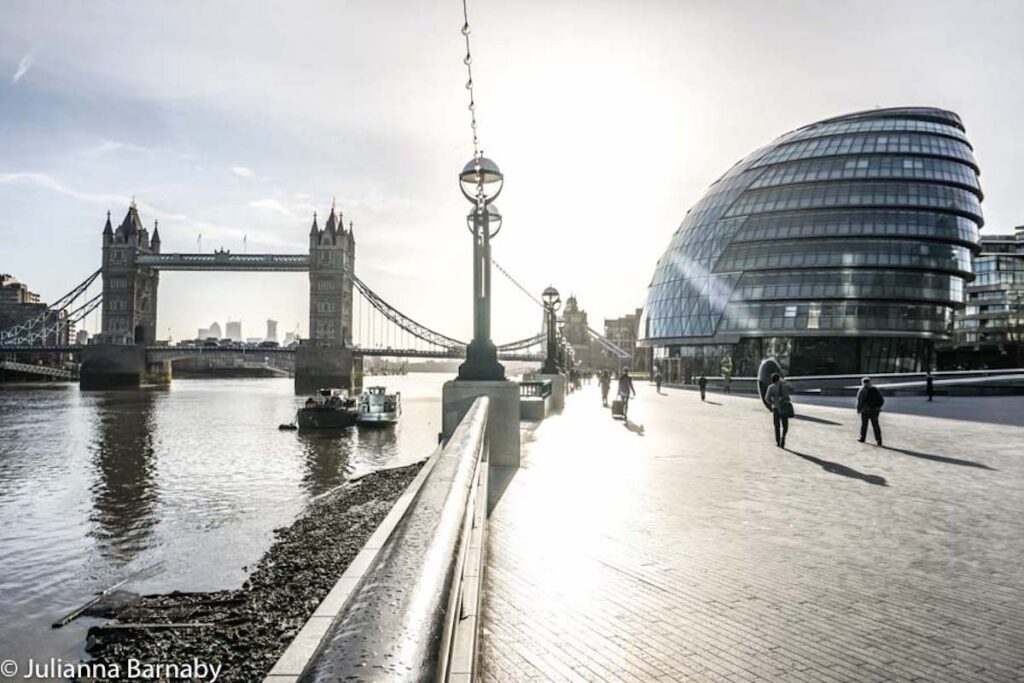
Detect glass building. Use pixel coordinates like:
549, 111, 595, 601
947, 228, 1024, 368
638, 107, 983, 381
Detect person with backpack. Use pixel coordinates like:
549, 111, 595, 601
763, 372, 793, 448
856, 376, 885, 446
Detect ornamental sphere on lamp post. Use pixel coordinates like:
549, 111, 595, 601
457, 156, 506, 381
541, 286, 561, 374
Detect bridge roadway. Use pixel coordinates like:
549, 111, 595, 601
0, 344, 544, 362
481, 385, 1024, 682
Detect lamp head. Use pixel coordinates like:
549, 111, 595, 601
542, 285, 561, 310
466, 203, 502, 238
459, 156, 503, 204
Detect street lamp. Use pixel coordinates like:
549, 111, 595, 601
457, 156, 506, 381
541, 285, 561, 374
556, 317, 568, 371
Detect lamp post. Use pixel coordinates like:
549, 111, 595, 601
541, 285, 561, 374
457, 156, 505, 381
557, 317, 568, 371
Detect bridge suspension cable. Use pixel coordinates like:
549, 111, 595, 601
0, 269, 102, 346
350, 272, 468, 351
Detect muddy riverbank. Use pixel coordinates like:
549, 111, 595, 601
80, 462, 422, 682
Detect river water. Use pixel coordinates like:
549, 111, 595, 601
0, 373, 446, 669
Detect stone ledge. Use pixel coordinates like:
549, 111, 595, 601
262, 448, 441, 681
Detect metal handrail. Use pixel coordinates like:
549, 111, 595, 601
298, 396, 490, 682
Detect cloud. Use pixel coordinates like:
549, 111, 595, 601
0, 171, 299, 248
0, 171, 123, 205
249, 198, 295, 217
11, 53, 34, 85
231, 166, 256, 178
80, 139, 150, 157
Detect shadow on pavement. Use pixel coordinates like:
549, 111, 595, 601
792, 414, 843, 426
880, 445, 994, 470
785, 449, 888, 486
704, 400, 722, 406
624, 420, 645, 436
488, 465, 518, 515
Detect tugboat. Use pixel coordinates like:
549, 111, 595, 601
356, 386, 401, 425
297, 388, 358, 429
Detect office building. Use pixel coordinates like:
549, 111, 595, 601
639, 107, 983, 380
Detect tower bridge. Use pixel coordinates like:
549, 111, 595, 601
0, 202, 549, 390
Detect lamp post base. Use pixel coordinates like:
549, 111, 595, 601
458, 340, 505, 381
540, 358, 561, 375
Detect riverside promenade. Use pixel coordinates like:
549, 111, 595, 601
480, 386, 1024, 682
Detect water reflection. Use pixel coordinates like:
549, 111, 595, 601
354, 424, 401, 470
298, 429, 357, 496
0, 374, 443, 665
88, 390, 159, 565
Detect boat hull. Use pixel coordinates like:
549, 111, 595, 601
297, 407, 358, 429
356, 409, 401, 425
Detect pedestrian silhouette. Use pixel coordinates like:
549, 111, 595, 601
763, 372, 793, 448
856, 377, 884, 446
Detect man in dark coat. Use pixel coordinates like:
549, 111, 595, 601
698, 373, 707, 401
926, 371, 935, 402
856, 377, 885, 446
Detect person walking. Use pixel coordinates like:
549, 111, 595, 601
616, 368, 637, 419
925, 371, 935, 402
655, 369, 663, 394
764, 372, 793, 448
856, 377, 884, 446
723, 374, 732, 394
698, 373, 707, 401
599, 370, 611, 407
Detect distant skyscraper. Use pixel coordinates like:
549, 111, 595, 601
75, 329, 89, 345
284, 331, 298, 346
225, 320, 242, 342
210, 322, 223, 339
266, 319, 278, 343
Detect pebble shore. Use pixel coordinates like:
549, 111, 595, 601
81, 462, 422, 682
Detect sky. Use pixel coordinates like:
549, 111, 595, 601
2, 0, 1023, 344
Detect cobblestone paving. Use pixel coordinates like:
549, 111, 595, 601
480, 387, 1024, 682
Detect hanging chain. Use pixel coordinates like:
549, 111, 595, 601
491, 258, 545, 309
461, 0, 481, 161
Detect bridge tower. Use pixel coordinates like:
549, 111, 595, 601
100, 202, 160, 345
296, 204, 361, 394
82, 202, 168, 389
307, 204, 354, 345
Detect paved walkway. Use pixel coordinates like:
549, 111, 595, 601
480, 387, 1024, 682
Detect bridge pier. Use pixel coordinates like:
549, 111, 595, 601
294, 346, 363, 396
144, 359, 172, 386
80, 344, 148, 390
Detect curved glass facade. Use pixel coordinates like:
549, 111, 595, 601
640, 107, 983, 378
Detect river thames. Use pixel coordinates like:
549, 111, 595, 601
0, 374, 446, 667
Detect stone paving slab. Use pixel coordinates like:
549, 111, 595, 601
480, 387, 1024, 682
